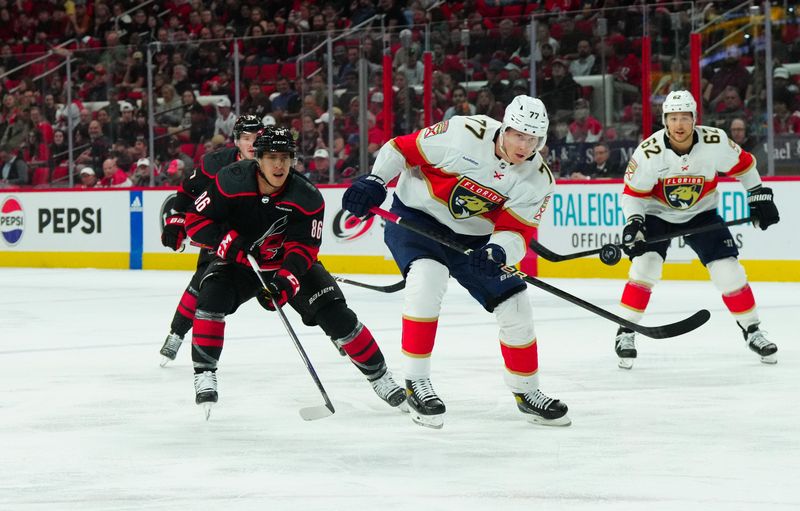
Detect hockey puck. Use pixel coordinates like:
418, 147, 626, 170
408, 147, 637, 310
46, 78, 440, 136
599, 244, 622, 265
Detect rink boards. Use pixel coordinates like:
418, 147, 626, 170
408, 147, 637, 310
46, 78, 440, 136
0, 178, 797, 281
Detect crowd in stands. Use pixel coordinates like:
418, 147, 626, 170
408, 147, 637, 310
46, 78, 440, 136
0, 0, 799, 189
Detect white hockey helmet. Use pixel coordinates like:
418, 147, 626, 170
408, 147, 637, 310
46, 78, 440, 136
501, 95, 549, 151
662, 90, 697, 128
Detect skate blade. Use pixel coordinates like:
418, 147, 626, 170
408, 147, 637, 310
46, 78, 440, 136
410, 411, 444, 429
159, 356, 174, 367
201, 402, 213, 421
525, 414, 572, 427
299, 404, 335, 421
396, 401, 410, 413
760, 354, 777, 364
618, 358, 635, 370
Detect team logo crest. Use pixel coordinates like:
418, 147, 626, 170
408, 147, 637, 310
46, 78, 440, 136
664, 176, 704, 209
449, 177, 506, 219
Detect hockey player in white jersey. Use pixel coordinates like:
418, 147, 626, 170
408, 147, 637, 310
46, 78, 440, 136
342, 95, 570, 429
614, 90, 780, 369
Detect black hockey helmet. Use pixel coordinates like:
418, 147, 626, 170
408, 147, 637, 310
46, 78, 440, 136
232, 114, 264, 140
254, 126, 296, 158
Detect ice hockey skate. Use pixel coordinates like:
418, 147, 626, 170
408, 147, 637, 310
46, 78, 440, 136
405, 378, 445, 429
369, 371, 408, 410
514, 389, 571, 426
159, 332, 183, 367
614, 328, 637, 369
741, 323, 777, 364
194, 370, 218, 420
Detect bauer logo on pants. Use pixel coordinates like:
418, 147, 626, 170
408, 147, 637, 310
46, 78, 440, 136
0, 196, 24, 246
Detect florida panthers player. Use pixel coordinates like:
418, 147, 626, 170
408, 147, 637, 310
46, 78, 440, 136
614, 90, 780, 369
158, 115, 263, 366
342, 95, 570, 429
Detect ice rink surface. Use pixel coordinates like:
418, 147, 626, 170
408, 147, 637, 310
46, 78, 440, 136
1, 267, 798, 510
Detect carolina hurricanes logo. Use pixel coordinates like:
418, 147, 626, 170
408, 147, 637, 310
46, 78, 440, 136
448, 177, 507, 219
664, 176, 704, 209
332, 209, 374, 241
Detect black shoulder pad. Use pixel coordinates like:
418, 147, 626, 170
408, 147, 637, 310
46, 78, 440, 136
201, 147, 239, 177
276, 171, 325, 213
216, 160, 258, 197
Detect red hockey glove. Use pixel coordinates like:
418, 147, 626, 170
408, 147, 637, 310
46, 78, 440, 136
161, 214, 186, 251
216, 230, 250, 265
259, 269, 300, 310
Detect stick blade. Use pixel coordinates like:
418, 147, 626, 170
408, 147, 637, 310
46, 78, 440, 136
299, 403, 335, 421
636, 309, 711, 339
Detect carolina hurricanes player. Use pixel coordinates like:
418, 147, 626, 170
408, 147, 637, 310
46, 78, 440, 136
614, 90, 780, 369
158, 115, 263, 366
342, 95, 570, 429
184, 126, 405, 418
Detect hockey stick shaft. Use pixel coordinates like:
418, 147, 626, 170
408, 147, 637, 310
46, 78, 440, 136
189, 241, 403, 294
530, 216, 753, 262
246, 254, 335, 420
369, 207, 709, 339
332, 276, 405, 293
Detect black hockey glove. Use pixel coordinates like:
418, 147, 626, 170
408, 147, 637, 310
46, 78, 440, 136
257, 269, 300, 310
468, 243, 507, 278
161, 214, 186, 251
621, 215, 647, 258
748, 186, 779, 231
215, 230, 251, 265
342, 174, 387, 218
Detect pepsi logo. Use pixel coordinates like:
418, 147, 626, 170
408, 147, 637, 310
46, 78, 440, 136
0, 196, 24, 246
332, 208, 374, 241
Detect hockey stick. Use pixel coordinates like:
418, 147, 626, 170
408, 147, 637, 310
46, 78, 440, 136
246, 254, 335, 421
189, 239, 404, 293
369, 207, 710, 339
332, 276, 406, 293
529, 216, 754, 265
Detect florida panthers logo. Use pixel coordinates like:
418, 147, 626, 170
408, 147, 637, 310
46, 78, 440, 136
448, 177, 506, 219
664, 176, 704, 209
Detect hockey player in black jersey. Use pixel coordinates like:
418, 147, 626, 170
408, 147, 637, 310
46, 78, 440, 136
158, 115, 264, 366
183, 126, 406, 417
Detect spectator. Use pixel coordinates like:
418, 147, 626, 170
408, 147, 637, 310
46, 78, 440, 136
540, 59, 581, 121
773, 95, 800, 134
655, 58, 690, 96
156, 84, 182, 127
485, 60, 511, 105
241, 82, 272, 118
0, 145, 28, 186
1, 107, 33, 149
271, 77, 299, 119
77, 166, 99, 188
100, 157, 133, 188
164, 137, 194, 171
116, 103, 137, 146
582, 143, 623, 179
569, 39, 596, 77
213, 97, 236, 139
709, 86, 751, 128
76, 120, 111, 171
130, 158, 154, 187
399, 45, 425, 87
567, 98, 603, 143
773, 67, 798, 111
704, 45, 751, 108
187, 103, 214, 144
728, 118, 756, 152
474, 88, 504, 121
307, 148, 338, 184
443, 85, 476, 121
49, 129, 69, 173
159, 158, 186, 187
